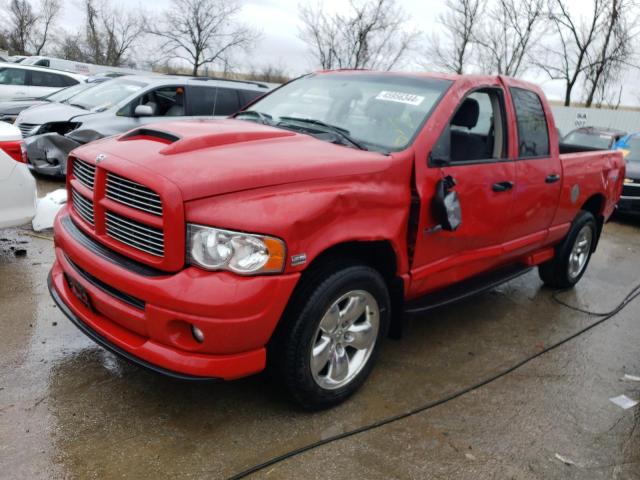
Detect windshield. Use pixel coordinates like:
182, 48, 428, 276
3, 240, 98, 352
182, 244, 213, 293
45, 82, 94, 102
239, 73, 452, 152
563, 131, 613, 149
68, 78, 147, 111
621, 137, 640, 162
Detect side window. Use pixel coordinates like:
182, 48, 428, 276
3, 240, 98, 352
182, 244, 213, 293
30, 71, 72, 88
34, 59, 50, 67
131, 86, 185, 117
213, 88, 241, 116
185, 85, 216, 115
239, 89, 264, 107
510, 87, 550, 158
61, 75, 79, 87
433, 89, 507, 164
0, 68, 27, 86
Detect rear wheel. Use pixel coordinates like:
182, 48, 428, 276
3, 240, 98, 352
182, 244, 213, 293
272, 263, 390, 409
539, 210, 597, 288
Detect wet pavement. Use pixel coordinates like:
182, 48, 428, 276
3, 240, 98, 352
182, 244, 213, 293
1, 179, 639, 479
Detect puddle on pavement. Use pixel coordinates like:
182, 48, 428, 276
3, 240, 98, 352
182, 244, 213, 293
0, 219, 638, 479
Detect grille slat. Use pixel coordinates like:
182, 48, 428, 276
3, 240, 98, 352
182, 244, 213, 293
72, 159, 96, 190
17, 122, 39, 137
105, 211, 164, 257
106, 173, 162, 216
105, 216, 165, 247
72, 189, 94, 226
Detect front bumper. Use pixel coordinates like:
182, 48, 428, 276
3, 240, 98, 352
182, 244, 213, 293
50, 210, 300, 380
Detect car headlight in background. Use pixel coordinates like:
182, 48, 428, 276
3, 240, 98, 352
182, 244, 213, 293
187, 224, 286, 274
624, 178, 634, 184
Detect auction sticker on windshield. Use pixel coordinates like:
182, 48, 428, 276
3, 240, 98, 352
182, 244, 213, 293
376, 91, 425, 106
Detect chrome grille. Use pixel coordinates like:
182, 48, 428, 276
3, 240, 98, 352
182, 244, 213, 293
106, 173, 162, 216
17, 123, 39, 137
72, 158, 96, 190
105, 211, 164, 257
72, 189, 94, 226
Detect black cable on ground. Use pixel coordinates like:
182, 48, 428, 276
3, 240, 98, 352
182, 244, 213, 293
228, 283, 640, 480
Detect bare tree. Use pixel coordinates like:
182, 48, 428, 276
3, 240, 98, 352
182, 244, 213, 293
425, 0, 483, 74
299, 0, 418, 71
583, 0, 637, 107
58, 0, 144, 67
148, 0, 257, 76
474, 0, 545, 76
246, 64, 290, 83
537, 0, 607, 106
31, 0, 61, 55
5, 0, 38, 55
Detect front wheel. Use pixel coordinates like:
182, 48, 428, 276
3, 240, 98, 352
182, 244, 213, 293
539, 210, 597, 289
272, 264, 390, 409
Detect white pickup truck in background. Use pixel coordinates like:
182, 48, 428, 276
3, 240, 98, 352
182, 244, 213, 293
0, 121, 66, 230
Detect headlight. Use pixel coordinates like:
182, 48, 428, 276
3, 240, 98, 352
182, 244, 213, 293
187, 224, 286, 274
624, 178, 634, 184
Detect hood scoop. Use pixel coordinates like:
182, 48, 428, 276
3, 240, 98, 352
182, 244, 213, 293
119, 128, 180, 145
158, 129, 296, 155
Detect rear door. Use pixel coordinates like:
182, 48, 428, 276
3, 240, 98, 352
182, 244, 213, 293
501, 80, 561, 252
411, 84, 517, 295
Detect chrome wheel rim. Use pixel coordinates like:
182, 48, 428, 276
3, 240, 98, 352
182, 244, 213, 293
567, 226, 593, 280
310, 290, 380, 390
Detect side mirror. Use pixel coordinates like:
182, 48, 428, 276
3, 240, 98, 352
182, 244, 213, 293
429, 125, 451, 166
134, 104, 153, 117
433, 176, 462, 231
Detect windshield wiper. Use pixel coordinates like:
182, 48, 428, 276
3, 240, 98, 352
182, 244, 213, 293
234, 110, 273, 125
277, 116, 366, 151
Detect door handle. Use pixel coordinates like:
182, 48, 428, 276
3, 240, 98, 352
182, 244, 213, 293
492, 181, 514, 192
545, 173, 560, 184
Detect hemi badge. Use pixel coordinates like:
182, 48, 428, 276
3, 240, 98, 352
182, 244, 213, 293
291, 254, 307, 266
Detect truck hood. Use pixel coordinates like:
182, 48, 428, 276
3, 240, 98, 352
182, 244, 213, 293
16, 102, 96, 124
76, 119, 394, 201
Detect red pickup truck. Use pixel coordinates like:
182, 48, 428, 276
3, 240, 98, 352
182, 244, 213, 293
49, 71, 625, 408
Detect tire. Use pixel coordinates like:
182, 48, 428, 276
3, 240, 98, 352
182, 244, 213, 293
271, 262, 391, 410
539, 210, 597, 289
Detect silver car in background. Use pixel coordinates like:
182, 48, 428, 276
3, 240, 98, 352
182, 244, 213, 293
16, 75, 272, 176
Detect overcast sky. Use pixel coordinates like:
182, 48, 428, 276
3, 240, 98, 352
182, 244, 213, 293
59, 0, 640, 106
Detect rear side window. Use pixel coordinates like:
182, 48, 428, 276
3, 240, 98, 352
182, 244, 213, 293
186, 85, 216, 115
239, 89, 264, 107
186, 86, 241, 116
510, 87, 550, 158
214, 88, 241, 115
30, 71, 77, 88
0, 67, 27, 86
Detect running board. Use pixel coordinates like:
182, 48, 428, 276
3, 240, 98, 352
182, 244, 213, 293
404, 264, 533, 315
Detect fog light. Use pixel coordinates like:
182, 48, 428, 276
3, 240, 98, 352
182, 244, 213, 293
191, 325, 205, 343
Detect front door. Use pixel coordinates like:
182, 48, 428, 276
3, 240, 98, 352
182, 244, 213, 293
411, 86, 516, 296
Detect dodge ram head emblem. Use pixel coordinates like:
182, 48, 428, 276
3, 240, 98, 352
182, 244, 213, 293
95, 154, 107, 164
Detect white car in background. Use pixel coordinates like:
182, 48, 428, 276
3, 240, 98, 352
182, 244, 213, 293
0, 121, 66, 231
0, 62, 87, 101
0, 122, 36, 228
